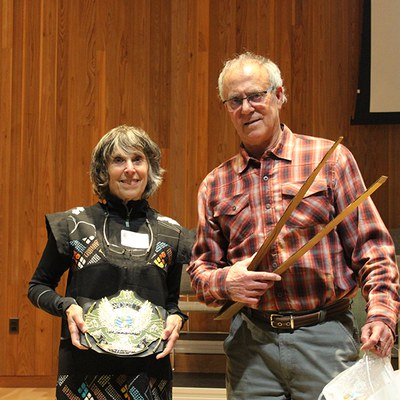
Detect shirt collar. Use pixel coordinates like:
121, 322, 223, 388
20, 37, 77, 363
233, 124, 294, 174
270, 124, 294, 162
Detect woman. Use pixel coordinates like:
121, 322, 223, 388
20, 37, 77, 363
28, 125, 194, 399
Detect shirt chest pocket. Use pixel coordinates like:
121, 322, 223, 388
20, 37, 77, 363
281, 179, 332, 227
213, 193, 253, 243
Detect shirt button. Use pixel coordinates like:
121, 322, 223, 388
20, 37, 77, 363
232, 206, 236, 211
272, 262, 278, 268
263, 175, 269, 181
266, 204, 271, 209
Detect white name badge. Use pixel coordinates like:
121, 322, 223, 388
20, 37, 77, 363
121, 230, 150, 249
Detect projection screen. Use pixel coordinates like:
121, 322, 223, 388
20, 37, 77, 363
352, 0, 400, 124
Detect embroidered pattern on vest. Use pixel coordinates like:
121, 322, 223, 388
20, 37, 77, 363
152, 242, 173, 270
68, 209, 104, 270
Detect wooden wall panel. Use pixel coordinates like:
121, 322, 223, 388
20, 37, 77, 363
1, 0, 399, 384
0, 0, 13, 380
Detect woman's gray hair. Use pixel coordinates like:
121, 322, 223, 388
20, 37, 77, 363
217, 52, 287, 103
90, 125, 165, 200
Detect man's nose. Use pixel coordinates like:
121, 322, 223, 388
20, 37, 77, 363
241, 98, 255, 113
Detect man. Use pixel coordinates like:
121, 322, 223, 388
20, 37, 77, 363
187, 52, 399, 400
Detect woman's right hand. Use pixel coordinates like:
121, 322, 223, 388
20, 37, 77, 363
65, 304, 88, 350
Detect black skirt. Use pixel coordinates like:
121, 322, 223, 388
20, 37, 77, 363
56, 373, 172, 400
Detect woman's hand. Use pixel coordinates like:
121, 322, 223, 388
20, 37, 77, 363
155, 314, 183, 359
65, 304, 88, 350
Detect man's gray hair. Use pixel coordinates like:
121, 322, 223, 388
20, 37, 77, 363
218, 52, 287, 103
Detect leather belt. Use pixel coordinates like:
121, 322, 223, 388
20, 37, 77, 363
244, 299, 350, 330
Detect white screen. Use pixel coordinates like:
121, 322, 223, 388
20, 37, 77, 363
370, 0, 400, 113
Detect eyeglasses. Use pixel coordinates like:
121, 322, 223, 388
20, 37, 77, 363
103, 213, 153, 257
223, 86, 275, 112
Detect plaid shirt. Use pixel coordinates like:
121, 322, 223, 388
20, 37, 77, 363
188, 125, 399, 332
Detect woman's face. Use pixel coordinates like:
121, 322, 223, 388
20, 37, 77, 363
107, 147, 149, 203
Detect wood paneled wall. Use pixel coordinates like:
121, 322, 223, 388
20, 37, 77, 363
1, 0, 399, 385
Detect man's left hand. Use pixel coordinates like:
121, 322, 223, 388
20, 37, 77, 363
360, 320, 395, 357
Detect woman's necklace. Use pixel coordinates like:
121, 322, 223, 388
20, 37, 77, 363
102, 212, 153, 257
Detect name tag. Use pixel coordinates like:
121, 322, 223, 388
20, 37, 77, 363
121, 230, 150, 249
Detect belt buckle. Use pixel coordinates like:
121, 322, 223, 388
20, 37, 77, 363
269, 313, 295, 330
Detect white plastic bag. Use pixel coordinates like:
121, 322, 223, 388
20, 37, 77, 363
367, 369, 400, 399
318, 353, 399, 400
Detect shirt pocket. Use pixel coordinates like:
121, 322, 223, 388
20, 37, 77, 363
281, 179, 332, 227
213, 193, 253, 245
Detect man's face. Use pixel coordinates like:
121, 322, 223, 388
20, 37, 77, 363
222, 62, 283, 158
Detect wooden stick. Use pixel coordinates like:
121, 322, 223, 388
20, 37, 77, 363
246, 136, 343, 273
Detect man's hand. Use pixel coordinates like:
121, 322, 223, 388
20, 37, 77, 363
226, 255, 281, 306
156, 314, 183, 359
360, 320, 395, 357
65, 304, 88, 350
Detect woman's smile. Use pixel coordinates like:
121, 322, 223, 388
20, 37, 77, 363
108, 148, 149, 203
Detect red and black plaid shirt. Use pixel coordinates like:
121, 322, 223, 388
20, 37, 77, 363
188, 125, 399, 332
